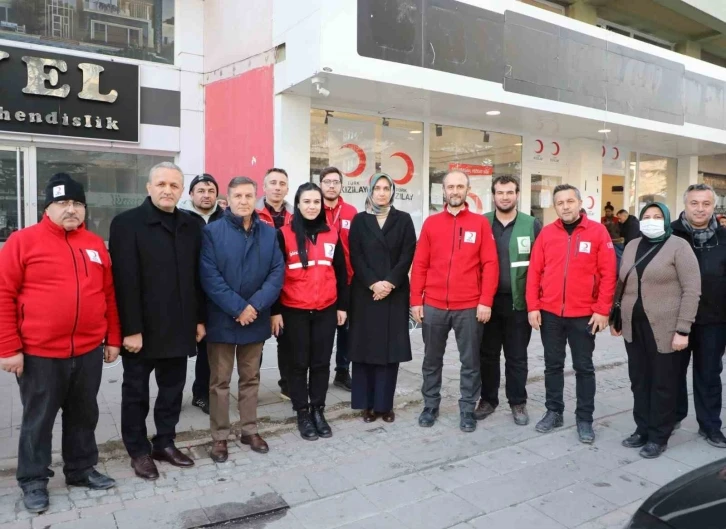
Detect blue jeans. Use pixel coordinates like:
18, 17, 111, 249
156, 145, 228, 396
335, 323, 350, 373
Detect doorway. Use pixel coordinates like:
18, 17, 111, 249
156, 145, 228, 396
0, 146, 30, 243
602, 174, 625, 217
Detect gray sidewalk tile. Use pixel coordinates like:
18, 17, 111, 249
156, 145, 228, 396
582, 469, 660, 507
389, 492, 481, 529
527, 487, 616, 528
359, 474, 440, 510
621, 456, 695, 486
469, 503, 567, 529
291, 490, 378, 529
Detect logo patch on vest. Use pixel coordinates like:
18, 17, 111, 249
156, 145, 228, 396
85, 249, 102, 264
341, 220, 351, 229
517, 237, 531, 254
579, 241, 591, 254
324, 243, 335, 259
464, 231, 476, 243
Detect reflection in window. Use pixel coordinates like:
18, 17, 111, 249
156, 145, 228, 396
636, 154, 677, 214
0, 0, 174, 64
0, 149, 23, 241
37, 149, 173, 241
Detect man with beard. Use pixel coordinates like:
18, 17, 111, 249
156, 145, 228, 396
411, 170, 499, 432
320, 167, 357, 391
179, 173, 224, 415
476, 176, 541, 426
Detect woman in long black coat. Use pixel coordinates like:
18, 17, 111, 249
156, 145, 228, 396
348, 173, 417, 423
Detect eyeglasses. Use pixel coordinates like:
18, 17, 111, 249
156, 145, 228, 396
321, 180, 341, 187
54, 200, 86, 209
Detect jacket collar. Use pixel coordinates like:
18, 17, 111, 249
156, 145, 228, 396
224, 208, 259, 233
178, 197, 219, 219
555, 212, 589, 231
142, 197, 188, 227
41, 213, 86, 237
444, 203, 470, 217
324, 195, 348, 212
255, 197, 293, 215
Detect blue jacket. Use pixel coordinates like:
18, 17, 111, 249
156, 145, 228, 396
200, 210, 284, 345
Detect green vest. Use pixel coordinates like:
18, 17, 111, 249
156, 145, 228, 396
485, 212, 536, 311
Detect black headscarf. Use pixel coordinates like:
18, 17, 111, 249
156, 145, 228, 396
291, 182, 330, 269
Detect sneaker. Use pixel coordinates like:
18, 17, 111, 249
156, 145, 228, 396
418, 407, 439, 427
535, 410, 563, 433
639, 442, 666, 459
192, 396, 209, 415
22, 488, 49, 514
460, 412, 477, 433
511, 404, 529, 426
473, 399, 496, 421
577, 421, 595, 444
699, 429, 726, 449
621, 432, 647, 448
333, 371, 352, 392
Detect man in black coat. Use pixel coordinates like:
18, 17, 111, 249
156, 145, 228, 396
109, 162, 206, 480
617, 209, 641, 247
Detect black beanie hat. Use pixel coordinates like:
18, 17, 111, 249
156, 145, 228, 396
189, 173, 219, 194
44, 173, 86, 209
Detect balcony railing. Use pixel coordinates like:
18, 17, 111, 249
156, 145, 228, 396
84, 0, 152, 21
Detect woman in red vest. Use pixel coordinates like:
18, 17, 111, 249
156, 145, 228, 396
271, 183, 348, 440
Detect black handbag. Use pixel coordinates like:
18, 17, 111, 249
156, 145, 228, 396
609, 243, 662, 332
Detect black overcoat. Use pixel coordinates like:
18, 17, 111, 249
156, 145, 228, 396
347, 208, 417, 365
109, 197, 204, 359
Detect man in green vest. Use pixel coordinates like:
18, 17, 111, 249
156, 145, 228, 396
475, 176, 541, 425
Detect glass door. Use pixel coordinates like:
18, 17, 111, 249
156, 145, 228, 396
0, 146, 29, 242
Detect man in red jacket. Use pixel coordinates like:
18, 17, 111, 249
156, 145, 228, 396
411, 170, 499, 432
0, 173, 122, 513
526, 184, 616, 444
320, 166, 357, 391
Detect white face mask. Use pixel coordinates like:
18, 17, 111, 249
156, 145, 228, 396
640, 218, 665, 239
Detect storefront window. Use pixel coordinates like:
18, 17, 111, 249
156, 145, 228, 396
0, 147, 23, 241
37, 149, 173, 240
0, 0, 174, 64
636, 154, 677, 214
698, 154, 726, 216
310, 109, 424, 230
429, 125, 521, 215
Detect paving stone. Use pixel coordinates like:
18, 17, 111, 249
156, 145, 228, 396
291, 490, 378, 529
583, 469, 660, 507
114, 498, 209, 529
527, 487, 617, 528
469, 503, 567, 529
472, 445, 547, 475
389, 492, 481, 529
195, 485, 286, 524
337, 512, 405, 529
620, 457, 695, 486
418, 459, 496, 491
0, 521, 31, 529
359, 474, 440, 510
304, 469, 354, 498
661, 439, 726, 468
333, 451, 412, 487
30, 509, 78, 529
268, 474, 319, 507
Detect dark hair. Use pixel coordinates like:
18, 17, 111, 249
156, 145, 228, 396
617, 209, 628, 215
319, 166, 343, 185
604, 202, 614, 211
291, 183, 328, 269
227, 176, 257, 194
553, 184, 581, 201
491, 175, 520, 194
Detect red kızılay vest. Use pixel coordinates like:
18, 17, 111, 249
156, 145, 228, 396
280, 225, 339, 310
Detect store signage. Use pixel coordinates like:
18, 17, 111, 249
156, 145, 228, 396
449, 163, 493, 176
0, 46, 139, 142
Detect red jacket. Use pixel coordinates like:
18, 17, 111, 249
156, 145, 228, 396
0, 215, 122, 359
256, 198, 292, 228
324, 197, 357, 284
279, 225, 339, 310
410, 205, 499, 310
526, 214, 616, 318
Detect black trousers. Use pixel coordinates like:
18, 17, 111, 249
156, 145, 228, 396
121, 355, 188, 459
281, 305, 337, 411
277, 335, 290, 391
480, 294, 530, 407
351, 362, 399, 413
17, 348, 103, 492
626, 316, 684, 445
541, 311, 596, 422
676, 323, 726, 433
335, 323, 350, 373
192, 338, 210, 400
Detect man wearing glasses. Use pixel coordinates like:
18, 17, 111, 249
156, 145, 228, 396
320, 167, 358, 391
0, 173, 121, 513
672, 183, 726, 449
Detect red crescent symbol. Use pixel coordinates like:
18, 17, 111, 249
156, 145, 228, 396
340, 143, 366, 177
586, 196, 595, 210
389, 152, 414, 185
535, 140, 544, 154
602, 146, 606, 157
467, 192, 483, 213
552, 142, 560, 156
613, 147, 619, 160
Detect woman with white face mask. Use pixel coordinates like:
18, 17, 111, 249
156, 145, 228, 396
611, 203, 701, 459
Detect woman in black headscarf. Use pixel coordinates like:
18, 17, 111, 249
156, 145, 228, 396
347, 173, 417, 423
271, 183, 348, 441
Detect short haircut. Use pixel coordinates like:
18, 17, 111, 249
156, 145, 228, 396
491, 175, 520, 194
683, 183, 716, 203
553, 184, 581, 201
264, 167, 288, 185
617, 209, 628, 215
149, 161, 183, 182
228, 176, 257, 194
443, 170, 470, 187
319, 166, 343, 184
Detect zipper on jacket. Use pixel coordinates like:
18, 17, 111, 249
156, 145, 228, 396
65, 233, 80, 357
78, 249, 89, 277
445, 217, 458, 310
561, 235, 572, 317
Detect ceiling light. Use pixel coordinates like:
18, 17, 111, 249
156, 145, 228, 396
514, 143, 522, 146
410, 130, 422, 134
486, 110, 501, 116
598, 128, 611, 133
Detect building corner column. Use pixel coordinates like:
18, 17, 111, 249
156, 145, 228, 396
274, 94, 311, 193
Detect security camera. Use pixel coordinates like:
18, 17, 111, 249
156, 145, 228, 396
317, 86, 330, 97
312, 76, 329, 97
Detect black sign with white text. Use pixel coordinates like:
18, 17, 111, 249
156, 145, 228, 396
0, 45, 139, 142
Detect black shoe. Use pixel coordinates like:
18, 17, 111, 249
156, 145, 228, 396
511, 404, 529, 426
577, 421, 595, 444
192, 396, 209, 415
23, 488, 49, 514
473, 400, 496, 421
673, 421, 682, 430
333, 371, 352, 392
66, 469, 116, 490
535, 410, 563, 433
311, 406, 332, 438
418, 407, 439, 427
297, 410, 319, 441
460, 412, 477, 433
622, 433, 647, 448
699, 429, 726, 448
639, 442, 667, 459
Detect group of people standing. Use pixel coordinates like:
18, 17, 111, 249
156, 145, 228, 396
0, 161, 724, 515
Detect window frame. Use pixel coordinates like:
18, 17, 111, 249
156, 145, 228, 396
597, 18, 675, 50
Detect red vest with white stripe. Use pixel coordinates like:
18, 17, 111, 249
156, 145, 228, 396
280, 225, 339, 310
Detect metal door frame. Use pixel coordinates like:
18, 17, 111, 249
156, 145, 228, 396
0, 145, 31, 231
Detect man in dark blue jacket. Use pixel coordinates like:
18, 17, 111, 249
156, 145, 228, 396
200, 177, 284, 462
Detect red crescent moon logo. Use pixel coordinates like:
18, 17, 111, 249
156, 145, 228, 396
389, 152, 414, 185
552, 142, 560, 156
535, 140, 544, 154
340, 143, 366, 177
602, 146, 606, 157
467, 192, 483, 213
586, 196, 595, 210
613, 147, 619, 160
